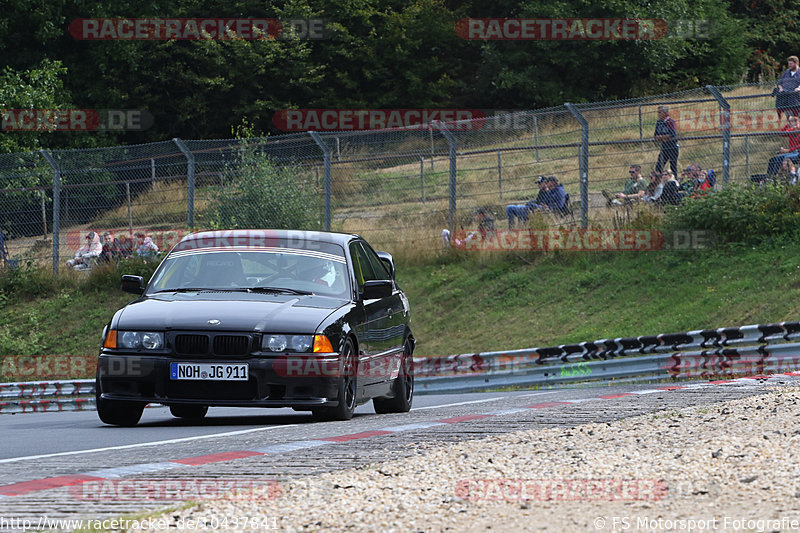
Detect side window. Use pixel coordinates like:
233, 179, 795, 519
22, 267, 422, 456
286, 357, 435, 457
362, 243, 391, 280
349, 242, 376, 293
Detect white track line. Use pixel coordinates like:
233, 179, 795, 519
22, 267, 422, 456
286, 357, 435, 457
412, 391, 559, 411
0, 424, 296, 464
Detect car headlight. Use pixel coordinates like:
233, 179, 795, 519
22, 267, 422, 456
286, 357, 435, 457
117, 331, 164, 350
262, 334, 314, 353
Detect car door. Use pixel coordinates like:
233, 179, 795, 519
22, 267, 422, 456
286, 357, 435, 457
360, 242, 404, 384
348, 241, 389, 388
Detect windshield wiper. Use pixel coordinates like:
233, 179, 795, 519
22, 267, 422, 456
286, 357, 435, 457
153, 287, 212, 293
249, 286, 314, 295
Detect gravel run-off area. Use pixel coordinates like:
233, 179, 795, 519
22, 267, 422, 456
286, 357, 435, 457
130, 387, 800, 532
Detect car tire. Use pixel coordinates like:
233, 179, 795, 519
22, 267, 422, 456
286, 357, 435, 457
169, 405, 208, 419
313, 338, 357, 421
95, 376, 145, 427
373, 339, 414, 414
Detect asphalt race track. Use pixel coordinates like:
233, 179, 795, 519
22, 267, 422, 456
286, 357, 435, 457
0, 376, 795, 529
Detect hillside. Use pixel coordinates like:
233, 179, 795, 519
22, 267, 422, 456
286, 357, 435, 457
2, 241, 798, 381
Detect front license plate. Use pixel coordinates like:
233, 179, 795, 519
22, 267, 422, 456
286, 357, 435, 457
170, 362, 249, 381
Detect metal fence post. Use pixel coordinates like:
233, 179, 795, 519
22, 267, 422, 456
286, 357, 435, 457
420, 156, 426, 203
497, 151, 502, 198
434, 121, 458, 235
638, 105, 644, 151
173, 138, 195, 227
744, 134, 750, 179
309, 131, 331, 231
565, 103, 589, 229
39, 149, 60, 273
532, 114, 540, 162
706, 85, 731, 185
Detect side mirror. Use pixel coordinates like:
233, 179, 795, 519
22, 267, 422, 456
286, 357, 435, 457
376, 251, 395, 279
121, 275, 145, 295
362, 279, 392, 300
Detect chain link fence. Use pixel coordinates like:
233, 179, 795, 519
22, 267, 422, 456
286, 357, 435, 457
0, 81, 792, 271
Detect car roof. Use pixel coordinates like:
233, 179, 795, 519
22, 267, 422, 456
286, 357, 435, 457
177, 229, 360, 247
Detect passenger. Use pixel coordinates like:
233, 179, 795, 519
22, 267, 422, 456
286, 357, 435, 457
66, 232, 102, 270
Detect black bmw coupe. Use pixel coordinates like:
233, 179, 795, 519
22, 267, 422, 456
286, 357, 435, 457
96, 229, 414, 426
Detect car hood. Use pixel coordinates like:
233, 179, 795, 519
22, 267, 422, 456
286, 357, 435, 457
117, 293, 348, 333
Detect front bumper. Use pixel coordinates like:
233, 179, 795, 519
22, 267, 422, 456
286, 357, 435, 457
97, 353, 342, 408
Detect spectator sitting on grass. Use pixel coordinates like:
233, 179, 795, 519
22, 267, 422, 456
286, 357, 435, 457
505, 176, 548, 229
99, 231, 122, 263
680, 164, 712, 196
657, 170, 684, 206
543, 176, 569, 215
475, 207, 496, 238
642, 171, 664, 203
602, 164, 647, 206
66, 231, 102, 270
767, 115, 800, 177
135, 235, 159, 258
778, 158, 799, 185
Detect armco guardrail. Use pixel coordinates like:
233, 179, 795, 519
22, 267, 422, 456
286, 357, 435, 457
413, 321, 800, 394
2, 321, 799, 412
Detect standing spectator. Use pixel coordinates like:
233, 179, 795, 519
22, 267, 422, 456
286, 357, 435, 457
654, 105, 679, 176
603, 164, 647, 205
775, 56, 800, 120
66, 231, 102, 270
505, 176, 548, 229
767, 115, 800, 176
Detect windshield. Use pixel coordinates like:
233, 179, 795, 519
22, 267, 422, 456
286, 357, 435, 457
147, 247, 350, 298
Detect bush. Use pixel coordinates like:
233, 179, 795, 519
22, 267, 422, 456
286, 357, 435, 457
207, 151, 320, 230
665, 183, 800, 244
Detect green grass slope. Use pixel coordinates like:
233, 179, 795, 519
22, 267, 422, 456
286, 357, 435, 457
1, 243, 799, 381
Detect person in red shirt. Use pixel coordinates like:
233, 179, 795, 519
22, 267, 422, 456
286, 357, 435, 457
767, 115, 800, 177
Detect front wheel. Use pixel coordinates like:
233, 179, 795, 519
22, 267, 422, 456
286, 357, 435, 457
313, 339, 357, 421
96, 376, 145, 427
373, 340, 414, 414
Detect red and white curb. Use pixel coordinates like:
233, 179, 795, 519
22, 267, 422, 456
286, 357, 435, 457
0, 373, 794, 499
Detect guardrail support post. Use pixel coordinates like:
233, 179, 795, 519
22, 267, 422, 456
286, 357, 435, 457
565, 103, 589, 229
433, 121, 458, 235
173, 138, 195, 228
706, 85, 731, 185
39, 150, 60, 273
309, 131, 332, 231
